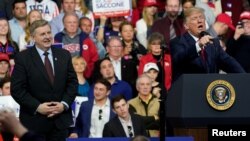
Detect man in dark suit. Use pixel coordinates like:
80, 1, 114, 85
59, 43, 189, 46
69, 78, 116, 138
11, 19, 78, 141
170, 7, 245, 81
103, 95, 147, 137
106, 36, 138, 96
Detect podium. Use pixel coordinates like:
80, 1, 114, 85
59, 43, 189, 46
166, 74, 250, 141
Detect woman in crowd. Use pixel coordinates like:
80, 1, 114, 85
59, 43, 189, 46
18, 10, 42, 51
0, 53, 10, 82
0, 18, 18, 71
136, 0, 158, 49
120, 21, 147, 65
75, 0, 95, 30
96, 16, 125, 46
138, 32, 172, 91
72, 56, 90, 97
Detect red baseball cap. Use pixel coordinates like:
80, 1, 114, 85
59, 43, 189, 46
216, 13, 235, 30
240, 11, 250, 20
143, 0, 158, 7
0, 53, 9, 62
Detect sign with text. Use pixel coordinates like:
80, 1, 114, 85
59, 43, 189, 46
92, 0, 131, 18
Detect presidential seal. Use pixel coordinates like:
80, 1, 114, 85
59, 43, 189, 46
206, 80, 235, 111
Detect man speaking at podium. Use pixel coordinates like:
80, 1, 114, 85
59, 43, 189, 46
170, 7, 245, 81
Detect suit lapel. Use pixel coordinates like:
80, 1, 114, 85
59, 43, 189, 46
31, 47, 53, 86
115, 117, 127, 136
51, 48, 59, 87
184, 32, 196, 47
131, 115, 139, 136
184, 33, 209, 71
121, 58, 126, 78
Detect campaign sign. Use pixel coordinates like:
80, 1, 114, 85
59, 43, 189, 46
0, 96, 20, 117
93, 0, 131, 18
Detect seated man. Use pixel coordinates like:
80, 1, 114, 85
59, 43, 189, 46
70, 79, 115, 138
103, 95, 147, 137
128, 74, 160, 137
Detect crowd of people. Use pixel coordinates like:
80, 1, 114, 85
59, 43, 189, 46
0, 0, 250, 141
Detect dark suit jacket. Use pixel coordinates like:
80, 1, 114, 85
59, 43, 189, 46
121, 57, 138, 97
11, 47, 78, 134
103, 114, 147, 137
20, 131, 45, 141
73, 99, 116, 137
151, 16, 185, 46
170, 32, 245, 81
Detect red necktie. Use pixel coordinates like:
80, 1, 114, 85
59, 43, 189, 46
200, 48, 206, 62
44, 51, 54, 84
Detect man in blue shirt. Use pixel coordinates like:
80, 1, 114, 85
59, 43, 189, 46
89, 58, 133, 101
8, 0, 27, 43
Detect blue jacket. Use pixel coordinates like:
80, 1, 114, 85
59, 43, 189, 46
88, 79, 133, 101
73, 99, 116, 137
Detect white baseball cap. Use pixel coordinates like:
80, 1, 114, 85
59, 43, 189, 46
143, 62, 159, 73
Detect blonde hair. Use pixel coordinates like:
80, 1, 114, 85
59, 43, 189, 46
24, 10, 42, 43
142, 7, 158, 27
76, 0, 89, 16
72, 56, 87, 67
184, 7, 204, 23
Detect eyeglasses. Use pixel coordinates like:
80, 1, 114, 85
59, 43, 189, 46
99, 109, 103, 120
127, 126, 133, 137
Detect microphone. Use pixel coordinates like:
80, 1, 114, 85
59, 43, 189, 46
199, 31, 210, 38
199, 31, 217, 44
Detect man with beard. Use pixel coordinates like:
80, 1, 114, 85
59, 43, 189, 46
8, 0, 27, 43
170, 7, 245, 81
151, 0, 185, 46
89, 58, 133, 101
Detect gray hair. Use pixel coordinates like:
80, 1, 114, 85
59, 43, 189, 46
62, 12, 79, 23
106, 36, 123, 48
29, 19, 50, 36
136, 74, 152, 88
